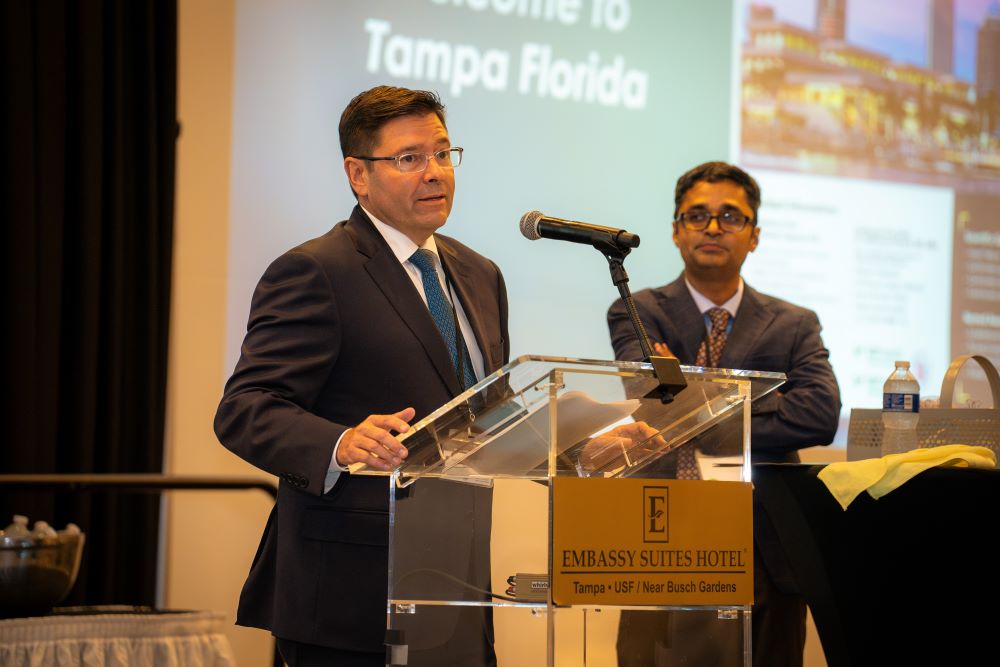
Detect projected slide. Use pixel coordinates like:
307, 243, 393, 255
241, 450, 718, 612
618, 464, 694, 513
223, 0, 1000, 443
734, 0, 1000, 421
224, 0, 733, 376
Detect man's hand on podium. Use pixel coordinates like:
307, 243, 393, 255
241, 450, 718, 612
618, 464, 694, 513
652, 341, 676, 358
577, 421, 667, 472
337, 408, 414, 470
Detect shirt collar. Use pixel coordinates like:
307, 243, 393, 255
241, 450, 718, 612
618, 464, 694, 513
361, 205, 439, 263
684, 276, 743, 318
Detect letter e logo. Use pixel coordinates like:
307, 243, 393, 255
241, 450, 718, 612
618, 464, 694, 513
643, 486, 669, 543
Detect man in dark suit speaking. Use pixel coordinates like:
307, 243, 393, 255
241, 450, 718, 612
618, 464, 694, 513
607, 161, 840, 666
215, 86, 509, 666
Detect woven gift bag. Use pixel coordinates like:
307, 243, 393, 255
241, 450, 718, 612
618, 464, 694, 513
847, 355, 1000, 461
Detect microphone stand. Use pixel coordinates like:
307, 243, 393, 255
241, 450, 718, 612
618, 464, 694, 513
594, 235, 687, 403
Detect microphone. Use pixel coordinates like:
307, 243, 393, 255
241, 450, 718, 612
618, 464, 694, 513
519, 210, 640, 251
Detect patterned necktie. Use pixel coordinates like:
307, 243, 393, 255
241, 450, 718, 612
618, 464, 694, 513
680, 307, 732, 479
695, 307, 731, 368
409, 249, 478, 390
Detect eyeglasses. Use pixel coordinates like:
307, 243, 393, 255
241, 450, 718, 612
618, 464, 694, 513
353, 147, 463, 173
676, 209, 754, 233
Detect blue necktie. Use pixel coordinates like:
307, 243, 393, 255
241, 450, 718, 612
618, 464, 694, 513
409, 249, 478, 390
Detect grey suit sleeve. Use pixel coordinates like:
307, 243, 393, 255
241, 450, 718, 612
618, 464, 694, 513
750, 309, 841, 455
214, 250, 348, 496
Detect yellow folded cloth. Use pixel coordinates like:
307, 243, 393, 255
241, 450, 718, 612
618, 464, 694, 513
817, 444, 997, 510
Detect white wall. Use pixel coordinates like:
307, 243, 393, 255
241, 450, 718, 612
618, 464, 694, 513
167, 1, 275, 665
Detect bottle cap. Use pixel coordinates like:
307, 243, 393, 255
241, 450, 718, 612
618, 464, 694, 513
895, 360, 910, 368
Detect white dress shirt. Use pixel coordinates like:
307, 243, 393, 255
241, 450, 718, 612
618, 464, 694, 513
684, 276, 743, 337
324, 207, 486, 491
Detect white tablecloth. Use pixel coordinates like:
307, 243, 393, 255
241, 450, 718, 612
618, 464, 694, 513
0, 608, 235, 667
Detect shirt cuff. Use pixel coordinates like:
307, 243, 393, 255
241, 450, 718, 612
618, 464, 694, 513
323, 429, 351, 494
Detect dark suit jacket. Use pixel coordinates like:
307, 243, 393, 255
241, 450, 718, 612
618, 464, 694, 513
607, 275, 840, 462
214, 206, 509, 651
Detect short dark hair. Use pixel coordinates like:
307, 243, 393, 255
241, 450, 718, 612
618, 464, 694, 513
339, 86, 447, 159
674, 161, 761, 221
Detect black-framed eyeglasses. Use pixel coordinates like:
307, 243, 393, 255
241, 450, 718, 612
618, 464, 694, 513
676, 209, 754, 233
352, 147, 463, 173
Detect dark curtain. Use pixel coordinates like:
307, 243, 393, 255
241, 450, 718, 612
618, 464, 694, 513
1, 0, 177, 607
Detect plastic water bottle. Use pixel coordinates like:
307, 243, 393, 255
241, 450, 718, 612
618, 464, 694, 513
3, 515, 31, 539
1, 515, 32, 547
882, 361, 920, 455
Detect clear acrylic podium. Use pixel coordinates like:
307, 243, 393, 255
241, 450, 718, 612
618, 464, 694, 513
353, 355, 785, 666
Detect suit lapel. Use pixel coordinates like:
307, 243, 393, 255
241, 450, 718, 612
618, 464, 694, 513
348, 208, 463, 396
656, 277, 707, 365
438, 238, 495, 373
719, 284, 774, 369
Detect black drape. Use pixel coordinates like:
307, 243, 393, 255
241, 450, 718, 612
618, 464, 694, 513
1, 0, 177, 607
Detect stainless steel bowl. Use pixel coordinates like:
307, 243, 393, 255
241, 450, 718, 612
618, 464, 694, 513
0, 531, 85, 618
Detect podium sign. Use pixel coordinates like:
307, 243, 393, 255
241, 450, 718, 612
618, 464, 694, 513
551, 477, 753, 606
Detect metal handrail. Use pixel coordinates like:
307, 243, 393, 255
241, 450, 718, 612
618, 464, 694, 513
0, 474, 277, 500
0, 473, 281, 666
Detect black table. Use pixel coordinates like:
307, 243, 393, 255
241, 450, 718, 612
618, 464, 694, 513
753, 463, 1000, 667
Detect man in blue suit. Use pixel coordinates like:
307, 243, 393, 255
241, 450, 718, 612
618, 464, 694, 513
608, 161, 840, 666
216, 86, 508, 666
